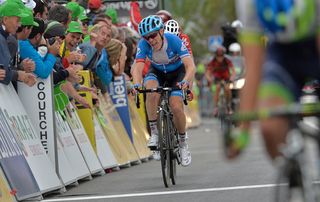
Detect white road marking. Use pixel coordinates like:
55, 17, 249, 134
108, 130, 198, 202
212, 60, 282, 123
41, 183, 283, 201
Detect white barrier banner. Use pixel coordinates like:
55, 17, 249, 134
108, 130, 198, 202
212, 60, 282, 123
93, 114, 118, 169
3, 84, 63, 193
66, 105, 104, 175
55, 111, 91, 180
18, 77, 55, 165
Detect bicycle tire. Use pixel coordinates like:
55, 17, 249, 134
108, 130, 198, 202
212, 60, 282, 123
158, 110, 170, 188
274, 158, 316, 202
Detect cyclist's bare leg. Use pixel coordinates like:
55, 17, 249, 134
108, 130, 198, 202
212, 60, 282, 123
214, 83, 221, 108
259, 96, 289, 159
169, 96, 186, 134
225, 83, 232, 112
145, 80, 161, 121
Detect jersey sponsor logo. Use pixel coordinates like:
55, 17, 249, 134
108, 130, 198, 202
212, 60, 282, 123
181, 43, 187, 52
182, 38, 189, 46
136, 47, 141, 56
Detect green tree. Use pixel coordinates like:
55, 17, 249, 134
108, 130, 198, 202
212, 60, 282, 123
164, 0, 236, 62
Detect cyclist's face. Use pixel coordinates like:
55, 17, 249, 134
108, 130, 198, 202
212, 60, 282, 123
144, 29, 163, 51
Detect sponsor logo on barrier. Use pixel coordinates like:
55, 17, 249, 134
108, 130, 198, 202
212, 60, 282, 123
111, 77, 127, 108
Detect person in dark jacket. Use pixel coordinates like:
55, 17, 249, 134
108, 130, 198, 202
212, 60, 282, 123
0, 1, 36, 86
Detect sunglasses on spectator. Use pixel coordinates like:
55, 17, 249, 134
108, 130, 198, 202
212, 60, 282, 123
144, 32, 159, 40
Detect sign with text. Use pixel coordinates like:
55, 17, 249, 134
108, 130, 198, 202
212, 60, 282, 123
11, 81, 63, 193
18, 77, 56, 166
107, 75, 133, 142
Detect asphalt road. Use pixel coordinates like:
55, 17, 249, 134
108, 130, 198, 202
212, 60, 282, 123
41, 118, 278, 202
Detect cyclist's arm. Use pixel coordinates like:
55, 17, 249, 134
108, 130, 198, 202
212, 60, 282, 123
181, 56, 196, 85
238, 43, 265, 121
205, 64, 213, 84
131, 61, 145, 85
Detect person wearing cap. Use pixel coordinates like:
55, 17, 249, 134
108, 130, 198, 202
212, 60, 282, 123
19, 18, 57, 79
43, 20, 89, 108
16, 8, 39, 74
0, 0, 37, 86
45, 21, 81, 84
60, 21, 85, 68
66, 2, 80, 21
87, 0, 102, 24
105, 8, 118, 25
78, 6, 90, 36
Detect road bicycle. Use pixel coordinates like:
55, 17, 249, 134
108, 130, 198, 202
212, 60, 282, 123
135, 86, 188, 187
222, 103, 320, 202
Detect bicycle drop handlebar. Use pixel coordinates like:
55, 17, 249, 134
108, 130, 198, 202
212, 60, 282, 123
134, 86, 188, 108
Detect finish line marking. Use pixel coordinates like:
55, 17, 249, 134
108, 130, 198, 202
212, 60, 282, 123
41, 183, 282, 201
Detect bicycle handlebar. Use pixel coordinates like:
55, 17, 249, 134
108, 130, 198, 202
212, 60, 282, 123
134, 86, 188, 108
230, 102, 320, 122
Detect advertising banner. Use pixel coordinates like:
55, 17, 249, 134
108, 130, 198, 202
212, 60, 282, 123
128, 98, 151, 159
93, 114, 118, 169
76, 71, 96, 150
108, 75, 133, 142
0, 167, 16, 202
5, 83, 63, 194
55, 111, 91, 180
0, 84, 42, 200
98, 95, 139, 164
66, 105, 104, 175
18, 77, 56, 165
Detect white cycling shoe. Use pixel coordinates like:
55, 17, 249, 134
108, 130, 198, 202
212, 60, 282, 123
152, 151, 161, 161
179, 142, 191, 167
147, 134, 158, 150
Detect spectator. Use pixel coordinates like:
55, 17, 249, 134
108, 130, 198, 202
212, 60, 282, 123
0, 1, 36, 86
48, 5, 71, 28
66, 2, 80, 21
33, 0, 49, 21
16, 8, 38, 73
60, 21, 85, 68
87, 0, 102, 24
105, 38, 126, 76
79, 24, 113, 94
19, 18, 57, 79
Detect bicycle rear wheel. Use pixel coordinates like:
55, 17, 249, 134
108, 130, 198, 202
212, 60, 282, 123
158, 111, 170, 188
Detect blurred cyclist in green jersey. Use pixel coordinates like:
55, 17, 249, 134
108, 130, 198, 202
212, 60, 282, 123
228, 0, 320, 160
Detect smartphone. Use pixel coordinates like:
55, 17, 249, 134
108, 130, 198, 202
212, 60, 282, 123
0, 64, 4, 70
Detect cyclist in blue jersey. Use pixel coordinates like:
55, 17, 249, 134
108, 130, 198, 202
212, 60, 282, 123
227, 0, 320, 160
131, 15, 195, 166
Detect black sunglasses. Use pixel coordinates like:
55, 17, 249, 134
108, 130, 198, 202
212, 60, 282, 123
144, 32, 159, 40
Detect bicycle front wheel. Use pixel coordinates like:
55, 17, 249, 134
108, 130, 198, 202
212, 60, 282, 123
170, 128, 178, 185
158, 111, 170, 188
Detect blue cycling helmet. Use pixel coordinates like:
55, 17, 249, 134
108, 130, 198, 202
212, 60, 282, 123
138, 15, 164, 37
255, 0, 315, 35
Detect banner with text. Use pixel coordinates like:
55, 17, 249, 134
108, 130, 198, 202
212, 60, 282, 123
7, 83, 63, 194
0, 84, 42, 200
108, 75, 133, 142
